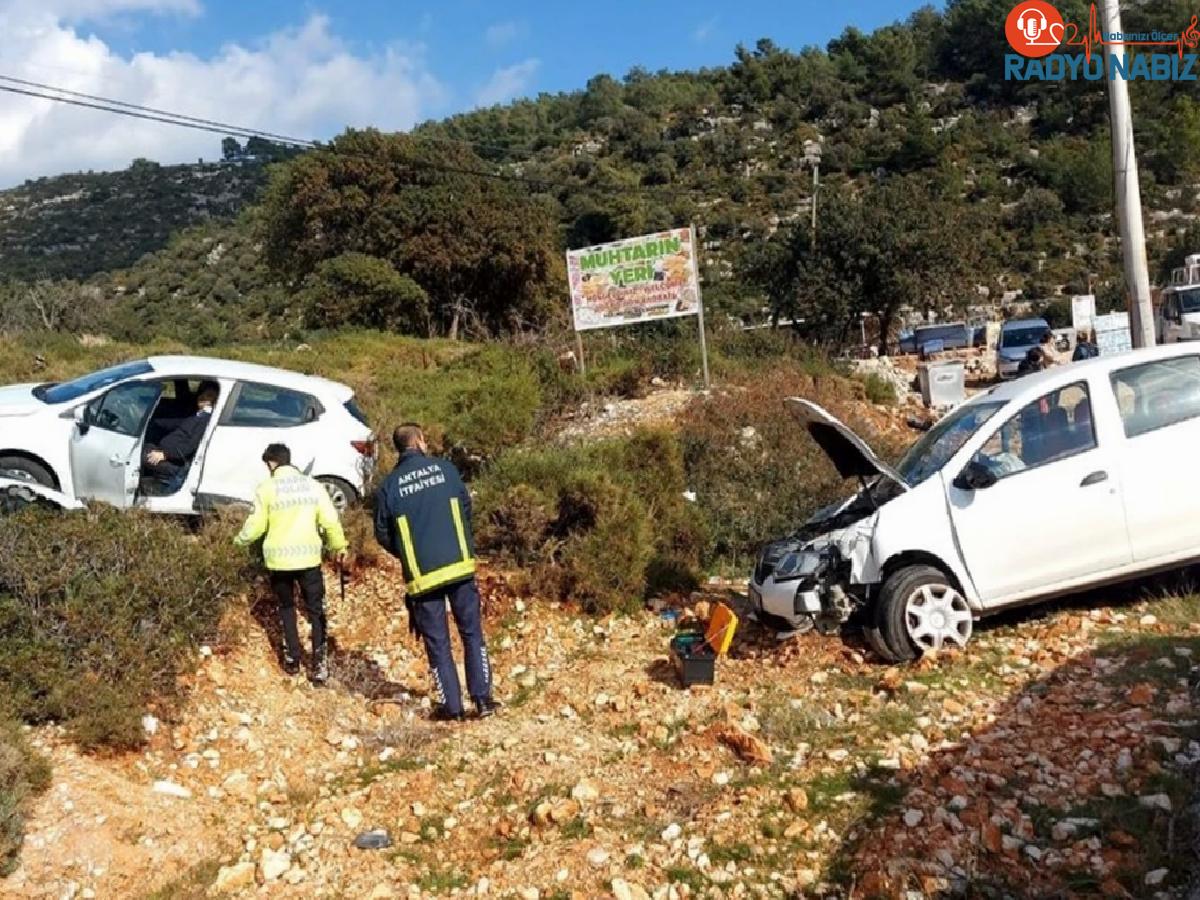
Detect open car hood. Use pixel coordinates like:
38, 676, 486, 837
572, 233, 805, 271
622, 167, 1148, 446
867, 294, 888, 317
787, 398, 907, 490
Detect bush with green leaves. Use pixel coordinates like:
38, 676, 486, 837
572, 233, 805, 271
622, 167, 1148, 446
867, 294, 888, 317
475, 429, 705, 614
0, 507, 247, 749
0, 714, 49, 877
678, 363, 908, 568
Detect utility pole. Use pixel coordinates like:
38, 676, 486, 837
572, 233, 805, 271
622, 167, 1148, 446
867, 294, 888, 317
810, 161, 819, 235
1102, 0, 1156, 348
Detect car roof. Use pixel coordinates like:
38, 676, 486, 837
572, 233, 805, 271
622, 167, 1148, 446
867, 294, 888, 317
1001, 317, 1049, 330
146, 355, 352, 398
978, 342, 1198, 407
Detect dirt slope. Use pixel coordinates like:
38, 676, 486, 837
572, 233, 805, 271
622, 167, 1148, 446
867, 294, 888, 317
5, 560, 1199, 899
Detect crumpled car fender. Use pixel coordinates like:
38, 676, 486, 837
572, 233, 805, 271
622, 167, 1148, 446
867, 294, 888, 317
0, 476, 85, 513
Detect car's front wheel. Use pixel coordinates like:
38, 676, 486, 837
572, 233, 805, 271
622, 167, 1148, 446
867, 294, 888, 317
0, 455, 56, 490
871, 565, 973, 663
318, 476, 358, 514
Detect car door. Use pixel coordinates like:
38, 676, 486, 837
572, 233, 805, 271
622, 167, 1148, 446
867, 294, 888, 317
1109, 355, 1200, 564
199, 381, 324, 502
944, 379, 1132, 605
68, 380, 162, 507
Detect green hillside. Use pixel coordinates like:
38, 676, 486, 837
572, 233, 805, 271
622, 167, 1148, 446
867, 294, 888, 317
3, 0, 1200, 345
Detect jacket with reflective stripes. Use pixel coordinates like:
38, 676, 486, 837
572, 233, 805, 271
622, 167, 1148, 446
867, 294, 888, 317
234, 465, 348, 571
373, 450, 475, 597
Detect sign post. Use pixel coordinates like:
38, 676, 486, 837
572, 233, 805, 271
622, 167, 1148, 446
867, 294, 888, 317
689, 225, 711, 390
566, 226, 710, 389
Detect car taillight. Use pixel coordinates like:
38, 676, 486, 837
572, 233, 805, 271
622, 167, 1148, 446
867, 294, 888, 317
352, 440, 376, 458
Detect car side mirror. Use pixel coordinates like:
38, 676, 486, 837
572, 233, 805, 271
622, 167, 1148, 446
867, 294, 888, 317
954, 460, 997, 492
70, 406, 90, 435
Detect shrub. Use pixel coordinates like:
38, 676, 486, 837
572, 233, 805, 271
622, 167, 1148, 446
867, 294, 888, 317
0, 714, 49, 878
678, 363, 908, 568
0, 508, 247, 749
859, 371, 898, 406
475, 428, 705, 615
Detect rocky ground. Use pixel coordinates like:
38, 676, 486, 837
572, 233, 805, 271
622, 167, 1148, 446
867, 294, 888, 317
5, 558, 1199, 899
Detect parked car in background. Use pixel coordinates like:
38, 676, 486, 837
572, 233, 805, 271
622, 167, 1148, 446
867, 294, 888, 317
749, 343, 1200, 661
0, 356, 375, 515
914, 323, 970, 358
996, 317, 1051, 379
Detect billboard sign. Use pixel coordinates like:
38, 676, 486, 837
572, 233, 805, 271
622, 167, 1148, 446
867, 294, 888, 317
1094, 311, 1132, 355
566, 227, 700, 332
1071, 294, 1096, 333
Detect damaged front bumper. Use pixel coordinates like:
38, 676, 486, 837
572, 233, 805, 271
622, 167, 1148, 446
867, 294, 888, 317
749, 512, 877, 635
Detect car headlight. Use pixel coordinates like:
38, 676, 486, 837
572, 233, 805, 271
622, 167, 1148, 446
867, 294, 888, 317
773, 551, 821, 580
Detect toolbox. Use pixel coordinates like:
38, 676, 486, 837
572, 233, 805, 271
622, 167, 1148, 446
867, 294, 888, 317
669, 602, 738, 687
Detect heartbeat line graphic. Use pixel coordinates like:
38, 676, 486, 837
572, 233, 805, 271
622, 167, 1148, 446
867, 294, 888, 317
1061, 3, 1200, 61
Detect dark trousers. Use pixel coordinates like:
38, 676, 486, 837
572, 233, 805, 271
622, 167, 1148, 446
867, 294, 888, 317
270, 568, 326, 664
410, 578, 492, 716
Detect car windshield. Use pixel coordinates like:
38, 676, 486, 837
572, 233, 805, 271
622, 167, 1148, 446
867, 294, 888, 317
896, 400, 1005, 487
1001, 326, 1046, 348
1179, 288, 1200, 314
35, 360, 154, 404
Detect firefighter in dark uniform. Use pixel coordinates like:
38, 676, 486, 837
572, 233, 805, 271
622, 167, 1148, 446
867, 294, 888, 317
374, 424, 498, 722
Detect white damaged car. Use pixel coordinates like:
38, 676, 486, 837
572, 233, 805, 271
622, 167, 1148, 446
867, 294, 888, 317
750, 343, 1200, 662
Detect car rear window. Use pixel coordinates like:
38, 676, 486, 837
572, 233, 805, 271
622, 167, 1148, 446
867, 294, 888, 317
344, 398, 370, 427
1110, 356, 1200, 438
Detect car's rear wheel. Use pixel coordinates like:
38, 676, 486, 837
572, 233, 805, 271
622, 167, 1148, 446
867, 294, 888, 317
872, 565, 973, 663
0, 455, 56, 489
318, 476, 358, 514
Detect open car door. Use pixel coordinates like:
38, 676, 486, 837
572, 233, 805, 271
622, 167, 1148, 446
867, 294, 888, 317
68, 380, 161, 507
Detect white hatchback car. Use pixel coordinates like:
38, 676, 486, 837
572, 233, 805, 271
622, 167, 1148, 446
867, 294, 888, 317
750, 343, 1200, 662
0, 356, 375, 515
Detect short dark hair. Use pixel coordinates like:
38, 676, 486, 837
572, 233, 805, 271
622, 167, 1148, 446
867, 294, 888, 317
1040, 330, 1053, 344
262, 443, 291, 466
393, 423, 425, 452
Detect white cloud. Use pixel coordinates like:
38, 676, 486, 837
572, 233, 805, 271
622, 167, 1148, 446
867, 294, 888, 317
484, 20, 523, 48
474, 58, 538, 107
0, 3, 448, 186
692, 16, 718, 43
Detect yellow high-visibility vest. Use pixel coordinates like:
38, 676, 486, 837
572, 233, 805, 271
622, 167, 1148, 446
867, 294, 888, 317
234, 466, 347, 571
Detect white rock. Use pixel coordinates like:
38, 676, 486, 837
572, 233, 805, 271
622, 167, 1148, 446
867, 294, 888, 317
712, 772, 730, 786
1145, 869, 1168, 886
259, 848, 291, 882
142, 715, 159, 737
341, 808, 364, 830
411, 802, 426, 817
152, 781, 192, 799
1140, 614, 1158, 626
572, 780, 600, 802
213, 862, 256, 894
903, 809, 924, 828
587, 847, 611, 868
475, 877, 490, 895
1024, 845, 1043, 862
661, 823, 682, 842
612, 878, 635, 900
1051, 822, 1078, 842
518, 889, 539, 900
1139, 794, 1173, 812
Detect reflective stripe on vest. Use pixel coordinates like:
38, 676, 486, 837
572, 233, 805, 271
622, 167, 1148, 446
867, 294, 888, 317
397, 497, 475, 595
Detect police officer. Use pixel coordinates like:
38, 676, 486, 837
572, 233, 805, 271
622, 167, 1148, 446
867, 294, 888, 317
235, 443, 348, 684
374, 424, 497, 722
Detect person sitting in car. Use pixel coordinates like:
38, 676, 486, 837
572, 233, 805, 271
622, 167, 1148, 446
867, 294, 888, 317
143, 381, 219, 488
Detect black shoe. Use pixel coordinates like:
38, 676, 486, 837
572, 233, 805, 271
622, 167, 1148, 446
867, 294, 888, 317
431, 706, 465, 723
282, 656, 301, 676
474, 698, 502, 720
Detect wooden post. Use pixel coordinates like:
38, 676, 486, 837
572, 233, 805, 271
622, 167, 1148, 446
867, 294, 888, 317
690, 224, 711, 391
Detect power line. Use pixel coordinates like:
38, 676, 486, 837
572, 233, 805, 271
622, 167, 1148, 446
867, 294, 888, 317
0, 73, 820, 205
0, 75, 318, 148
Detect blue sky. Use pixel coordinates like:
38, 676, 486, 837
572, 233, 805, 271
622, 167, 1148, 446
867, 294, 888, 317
0, 0, 940, 185
85, 0, 942, 121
